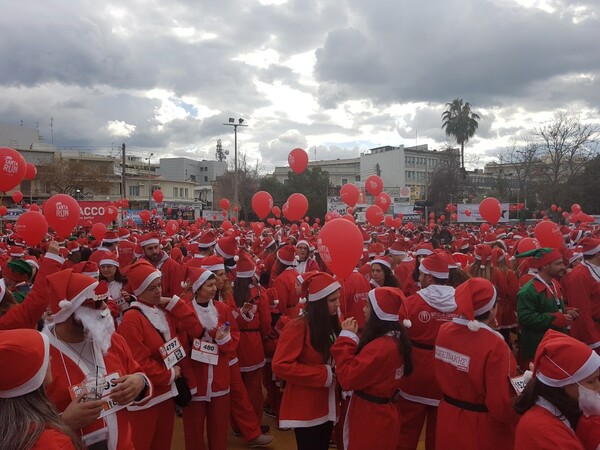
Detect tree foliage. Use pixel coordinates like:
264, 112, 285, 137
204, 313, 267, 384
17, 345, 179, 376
213, 153, 261, 221
36, 156, 113, 196
259, 167, 331, 220
427, 149, 466, 212
442, 99, 481, 169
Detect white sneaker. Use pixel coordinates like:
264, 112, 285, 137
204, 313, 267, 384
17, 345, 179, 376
249, 434, 274, 448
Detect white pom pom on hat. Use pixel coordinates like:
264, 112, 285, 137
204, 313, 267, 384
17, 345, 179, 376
402, 319, 412, 328
467, 320, 481, 331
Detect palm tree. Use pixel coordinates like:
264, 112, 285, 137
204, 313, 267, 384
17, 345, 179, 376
441, 98, 481, 170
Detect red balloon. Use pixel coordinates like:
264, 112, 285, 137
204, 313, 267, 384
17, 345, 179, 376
233, 205, 239, 212
365, 175, 383, 196
140, 210, 151, 223
220, 199, 230, 210
451, 213, 457, 220
167, 208, 172, 214
90, 223, 107, 241
562, 211, 569, 218
221, 210, 228, 217
393, 217, 402, 228
429, 212, 435, 219
480, 223, 490, 233
252, 191, 273, 219
122, 198, 129, 207
571, 203, 581, 214
11, 191, 23, 203
517, 237, 540, 254
365, 205, 384, 226
534, 220, 563, 249
24, 163, 37, 181
286, 193, 309, 222
557, 207, 562, 213
288, 148, 309, 174
479, 197, 502, 225
15, 211, 48, 246
325, 213, 333, 222
272, 206, 281, 218
343, 214, 355, 222
375, 192, 391, 213
222, 220, 232, 231
152, 208, 157, 215
166, 220, 179, 236
384, 215, 393, 227
550, 204, 557, 212
152, 190, 164, 203
347, 207, 354, 215
406, 222, 414, 230
240, 220, 245, 227
0, 147, 27, 193
340, 184, 360, 208
440, 215, 446, 221
317, 218, 363, 279
105, 205, 118, 221
315, 218, 321, 224
0, 205, 7, 216
43, 194, 80, 237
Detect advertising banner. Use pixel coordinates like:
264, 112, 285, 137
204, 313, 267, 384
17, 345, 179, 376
456, 203, 510, 223
78, 201, 114, 225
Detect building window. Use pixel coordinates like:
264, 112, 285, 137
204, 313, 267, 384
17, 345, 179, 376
355, 175, 360, 181
204, 176, 208, 182
189, 175, 196, 182
129, 185, 140, 196
341, 178, 348, 185
173, 187, 178, 197
184, 188, 188, 198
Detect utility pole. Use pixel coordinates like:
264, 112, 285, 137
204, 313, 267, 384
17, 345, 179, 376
222, 118, 247, 220
121, 143, 126, 202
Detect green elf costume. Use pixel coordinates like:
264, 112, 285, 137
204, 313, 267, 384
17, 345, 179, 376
1, 259, 33, 303
516, 248, 569, 366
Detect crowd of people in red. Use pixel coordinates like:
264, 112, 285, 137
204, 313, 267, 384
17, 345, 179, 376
1, 217, 599, 450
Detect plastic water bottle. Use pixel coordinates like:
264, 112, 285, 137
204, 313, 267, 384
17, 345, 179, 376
220, 321, 230, 334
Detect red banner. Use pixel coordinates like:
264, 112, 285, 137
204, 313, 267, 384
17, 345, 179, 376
78, 201, 114, 226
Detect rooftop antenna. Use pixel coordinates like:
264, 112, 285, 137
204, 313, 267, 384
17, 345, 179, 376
50, 117, 54, 144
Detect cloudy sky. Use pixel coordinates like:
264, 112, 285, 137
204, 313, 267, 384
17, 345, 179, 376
1, 0, 598, 172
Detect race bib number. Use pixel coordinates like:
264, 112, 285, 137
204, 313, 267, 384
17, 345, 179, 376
115, 297, 130, 312
69, 372, 126, 417
510, 375, 527, 395
191, 338, 219, 365
159, 337, 186, 370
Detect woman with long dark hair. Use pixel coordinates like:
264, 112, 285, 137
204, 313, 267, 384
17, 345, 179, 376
0, 328, 85, 450
98, 252, 130, 321
331, 287, 413, 450
370, 257, 399, 288
514, 330, 600, 449
273, 272, 342, 450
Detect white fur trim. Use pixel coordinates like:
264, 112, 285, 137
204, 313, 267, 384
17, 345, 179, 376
0, 279, 5, 305
583, 244, 600, 256
298, 297, 307, 304
0, 333, 49, 398
308, 281, 341, 302
52, 281, 99, 324
233, 255, 240, 262
324, 365, 333, 387
236, 269, 256, 279
473, 286, 497, 317
99, 258, 119, 268
339, 330, 359, 345
371, 258, 391, 269
201, 264, 225, 272
419, 261, 449, 279
415, 248, 433, 256
192, 270, 214, 293
403, 319, 412, 328
139, 238, 160, 247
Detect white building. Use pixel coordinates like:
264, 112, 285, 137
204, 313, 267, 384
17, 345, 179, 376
158, 157, 227, 186
272, 157, 360, 187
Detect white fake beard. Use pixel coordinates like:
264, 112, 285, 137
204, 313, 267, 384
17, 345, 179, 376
579, 385, 600, 417
74, 307, 115, 355
195, 300, 219, 331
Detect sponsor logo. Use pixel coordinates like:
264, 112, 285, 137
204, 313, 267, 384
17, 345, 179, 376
435, 346, 470, 372
3, 156, 18, 174
418, 311, 431, 323
55, 202, 69, 218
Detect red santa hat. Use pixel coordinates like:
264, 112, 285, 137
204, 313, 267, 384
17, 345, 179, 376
579, 237, 600, 256
23, 255, 40, 271
133, 245, 143, 259
118, 227, 130, 239
368, 287, 404, 322
454, 277, 497, 331
0, 329, 50, 398
72, 260, 100, 278
566, 248, 583, 265
66, 240, 80, 253
200, 255, 225, 272
236, 250, 256, 279
139, 232, 160, 247
414, 242, 434, 257
299, 272, 341, 304
9, 246, 24, 258
262, 237, 276, 251
123, 260, 161, 296
198, 230, 217, 248
419, 254, 449, 279
181, 267, 214, 294
533, 330, 600, 387
215, 233, 239, 259
569, 229, 585, 247
491, 247, 506, 267
474, 244, 493, 268
371, 256, 392, 270
277, 244, 298, 266
102, 231, 119, 245
98, 252, 119, 268
515, 247, 563, 269
47, 269, 99, 324
389, 239, 409, 256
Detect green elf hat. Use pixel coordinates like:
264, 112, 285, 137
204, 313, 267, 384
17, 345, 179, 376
515, 247, 562, 269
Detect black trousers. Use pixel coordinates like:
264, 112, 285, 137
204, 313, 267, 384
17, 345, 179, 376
294, 421, 334, 450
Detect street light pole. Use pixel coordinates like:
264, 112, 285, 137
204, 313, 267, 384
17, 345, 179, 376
147, 152, 154, 209
222, 118, 247, 219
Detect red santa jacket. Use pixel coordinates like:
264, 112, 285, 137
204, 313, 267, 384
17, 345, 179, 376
395, 257, 415, 292
331, 331, 405, 450
0, 252, 64, 330
398, 285, 458, 405
495, 268, 519, 329
564, 261, 600, 349
515, 402, 585, 450
43, 327, 152, 450
32, 428, 77, 450
272, 267, 301, 317
166, 297, 239, 400
225, 288, 271, 371
434, 319, 519, 450
117, 301, 195, 410
272, 317, 338, 428
576, 415, 600, 450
